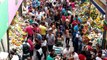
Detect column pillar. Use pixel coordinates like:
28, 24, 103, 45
105, 0, 107, 48
103, 0, 107, 49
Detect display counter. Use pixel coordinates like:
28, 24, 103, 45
9, 12, 27, 50
77, 2, 104, 45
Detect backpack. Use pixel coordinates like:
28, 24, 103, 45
23, 43, 30, 54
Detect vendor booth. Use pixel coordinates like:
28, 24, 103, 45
76, 0, 105, 47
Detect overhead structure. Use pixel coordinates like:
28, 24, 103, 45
0, 0, 8, 41
90, 0, 106, 15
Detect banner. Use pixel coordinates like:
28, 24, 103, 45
8, 0, 23, 25
0, 0, 8, 40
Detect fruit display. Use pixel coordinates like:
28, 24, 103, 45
9, 13, 27, 48
78, 2, 104, 44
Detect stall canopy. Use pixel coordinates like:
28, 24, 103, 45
91, 0, 106, 15
0, 0, 23, 41
0, 0, 8, 41
8, 0, 23, 25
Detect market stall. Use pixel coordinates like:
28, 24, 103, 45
77, 1, 105, 46
9, 12, 27, 50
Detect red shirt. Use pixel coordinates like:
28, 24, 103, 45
62, 15, 66, 21
87, 45, 92, 51
79, 54, 86, 60
25, 26, 34, 36
72, 20, 80, 27
33, 27, 40, 33
70, 2, 75, 9
103, 57, 107, 60
27, 39, 34, 51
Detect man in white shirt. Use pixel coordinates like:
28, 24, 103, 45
41, 39, 47, 60
71, 52, 79, 60
11, 55, 19, 60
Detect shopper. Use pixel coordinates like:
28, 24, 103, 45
35, 31, 42, 44
72, 16, 80, 28
63, 45, 72, 59
22, 41, 31, 60
9, 49, 20, 60
70, 1, 75, 11
39, 22, 47, 39
47, 49, 56, 60
70, 51, 79, 60
29, 16, 35, 25
96, 53, 102, 60
36, 46, 43, 60
46, 28, 55, 51
79, 51, 87, 60
25, 24, 34, 41
65, 29, 70, 45
41, 37, 47, 60
56, 33, 64, 46
73, 51, 79, 60
27, 37, 34, 60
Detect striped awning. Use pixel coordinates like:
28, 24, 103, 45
90, 0, 106, 15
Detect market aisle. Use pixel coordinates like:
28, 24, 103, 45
32, 34, 74, 60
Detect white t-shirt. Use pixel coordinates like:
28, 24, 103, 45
41, 40, 47, 46
96, 57, 102, 60
11, 55, 19, 60
73, 52, 79, 60
37, 48, 43, 56
63, 48, 71, 57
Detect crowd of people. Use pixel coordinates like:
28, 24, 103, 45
9, 0, 107, 60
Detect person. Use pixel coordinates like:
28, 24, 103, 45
73, 24, 81, 52
27, 37, 34, 60
46, 28, 55, 51
79, 51, 87, 60
39, 22, 47, 39
72, 51, 79, 60
25, 24, 34, 41
70, 1, 75, 11
72, 15, 80, 28
29, 16, 35, 25
47, 49, 56, 60
63, 45, 72, 59
103, 57, 107, 60
32, 22, 40, 33
96, 50, 102, 60
35, 31, 42, 44
9, 49, 20, 60
96, 53, 102, 60
56, 33, 64, 46
69, 51, 79, 60
41, 37, 47, 60
22, 40, 31, 60
65, 29, 70, 45
70, 15, 74, 24
36, 46, 43, 60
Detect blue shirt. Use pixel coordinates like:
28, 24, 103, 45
32, 0, 40, 7
62, 8, 66, 14
74, 25, 79, 32
36, 34, 42, 41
